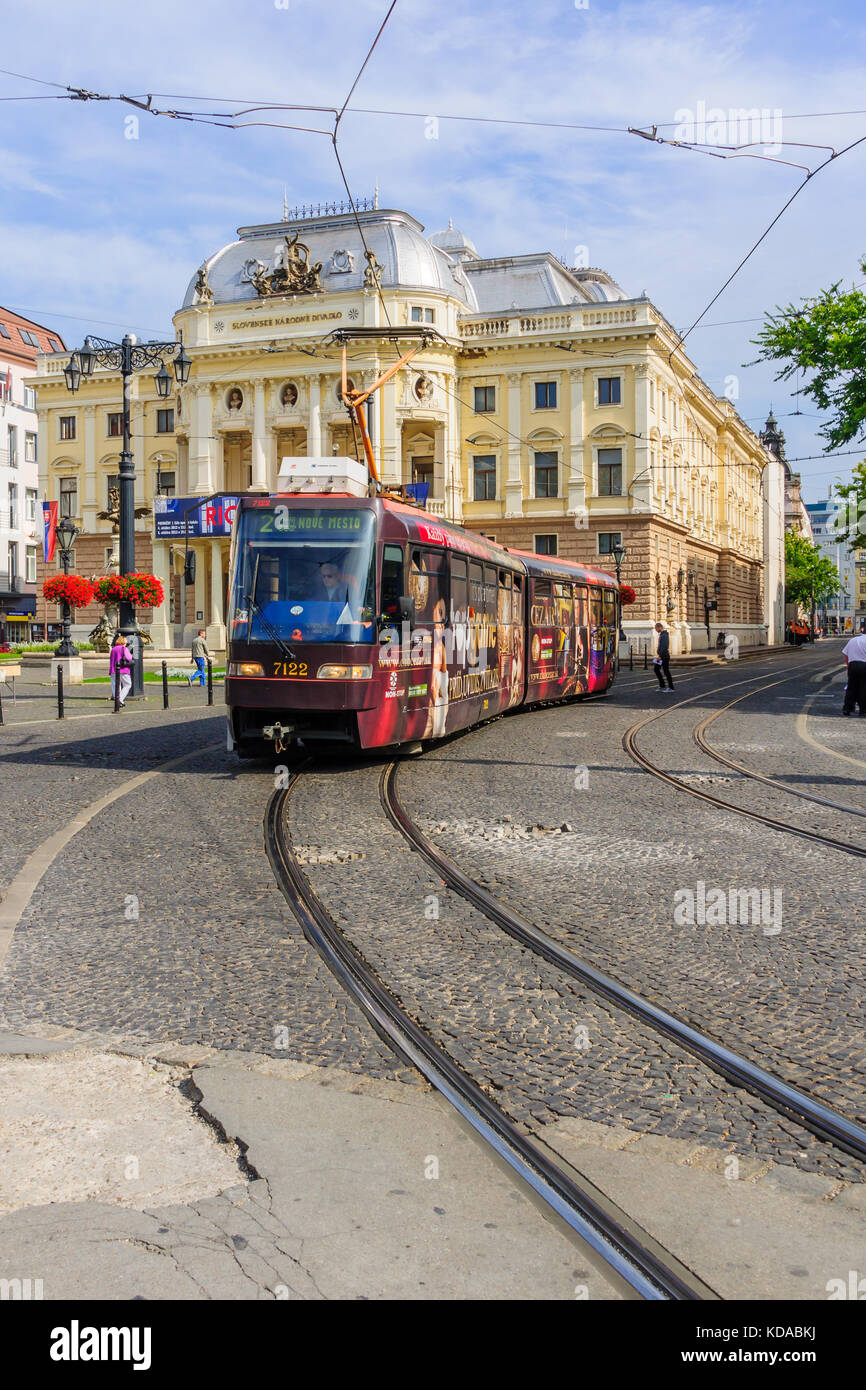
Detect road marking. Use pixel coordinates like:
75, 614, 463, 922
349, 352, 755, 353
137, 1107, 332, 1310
0, 744, 216, 967
796, 676, 866, 772
1, 704, 223, 730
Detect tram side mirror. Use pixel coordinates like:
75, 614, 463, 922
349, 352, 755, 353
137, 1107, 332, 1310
398, 595, 414, 624
183, 551, 196, 585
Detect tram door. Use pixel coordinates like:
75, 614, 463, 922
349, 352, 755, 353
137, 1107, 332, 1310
574, 584, 589, 694
554, 580, 574, 691
588, 585, 606, 690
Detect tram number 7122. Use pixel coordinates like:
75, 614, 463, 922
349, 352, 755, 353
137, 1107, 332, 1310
272, 661, 309, 677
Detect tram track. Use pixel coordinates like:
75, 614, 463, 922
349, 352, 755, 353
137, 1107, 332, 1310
381, 760, 866, 1166
264, 771, 716, 1302
622, 656, 866, 860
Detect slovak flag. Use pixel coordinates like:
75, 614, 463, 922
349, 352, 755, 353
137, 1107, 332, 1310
42, 500, 58, 563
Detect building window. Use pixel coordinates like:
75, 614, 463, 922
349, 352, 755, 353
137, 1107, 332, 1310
7, 426, 17, 466
26, 545, 37, 584
598, 532, 622, 554
410, 306, 435, 324
598, 377, 621, 405
155, 469, 176, 497
56, 548, 75, 571
8, 542, 18, 584
0, 323, 10, 340
598, 448, 622, 495
411, 458, 433, 487
9, 484, 17, 529
18, 328, 39, 348
59, 416, 76, 441
23, 386, 36, 410
59, 477, 77, 518
474, 385, 495, 413
24, 432, 36, 463
534, 381, 557, 409
534, 534, 557, 556
473, 455, 496, 502
26, 489, 37, 522
156, 408, 175, 434
107, 412, 123, 437
47, 337, 61, 351
534, 451, 558, 498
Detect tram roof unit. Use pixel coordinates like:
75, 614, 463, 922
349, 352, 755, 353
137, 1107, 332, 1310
504, 546, 620, 590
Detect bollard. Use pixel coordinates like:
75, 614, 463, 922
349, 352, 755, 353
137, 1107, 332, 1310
114, 669, 121, 713
0, 687, 4, 725
57, 666, 64, 720
207, 659, 214, 706
629, 644, 633, 671
643, 642, 648, 670
162, 660, 169, 710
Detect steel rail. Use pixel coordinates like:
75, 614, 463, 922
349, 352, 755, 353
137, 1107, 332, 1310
694, 689, 866, 820
622, 664, 866, 860
264, 776, 715, 1302
381, 762, 866, 1165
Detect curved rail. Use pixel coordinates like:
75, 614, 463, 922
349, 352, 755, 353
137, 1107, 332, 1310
694, 688, 866, 820
622, 666, 866, 861
382, 762, 866, 1164
265, 776, 715, 1302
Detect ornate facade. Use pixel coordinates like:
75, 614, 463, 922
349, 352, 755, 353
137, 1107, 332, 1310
31, 205, 772, 651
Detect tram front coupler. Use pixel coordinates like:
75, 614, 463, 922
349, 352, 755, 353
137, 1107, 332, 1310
263, 721, 295, 755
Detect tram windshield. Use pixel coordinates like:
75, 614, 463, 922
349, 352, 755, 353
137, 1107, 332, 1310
229, 505, 377, 644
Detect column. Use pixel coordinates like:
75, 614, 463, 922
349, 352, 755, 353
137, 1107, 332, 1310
380, 376, 399, 486
566, 368, 587, 517
189, 385, 216, 494
82, 405, 97, 531
446, 377, 462, 523
433, 423, 446, 506
632, 363, 651, 511
504, 373, 523, 518
251, 380, 268, 491
149, 539, 174, 648
206, 542, 226, 649
307, 376, 322, 457
132, 399, 146, 506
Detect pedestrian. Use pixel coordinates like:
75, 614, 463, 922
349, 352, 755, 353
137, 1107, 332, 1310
189, 628, 210, 687
653, 621, 675, 691
841, 629, 866, 717
109, 632, 133, 709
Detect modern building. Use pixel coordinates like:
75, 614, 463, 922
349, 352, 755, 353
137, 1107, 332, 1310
32, 202, 772, 652
0, 306, 65, 641
805, 489, 863, 633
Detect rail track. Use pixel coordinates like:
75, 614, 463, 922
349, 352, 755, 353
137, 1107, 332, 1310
265, 773, 716, 1302
622, 657, 866, 860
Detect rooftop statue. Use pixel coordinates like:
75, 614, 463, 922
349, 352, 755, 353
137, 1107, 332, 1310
251, 232, 323, 297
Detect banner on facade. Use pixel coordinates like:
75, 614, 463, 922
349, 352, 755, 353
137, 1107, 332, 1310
42, 500, 58, 563
153, 495, 241, 539
405, 483, 430, 508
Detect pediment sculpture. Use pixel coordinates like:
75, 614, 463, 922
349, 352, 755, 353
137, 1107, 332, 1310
250, 232, 323, 297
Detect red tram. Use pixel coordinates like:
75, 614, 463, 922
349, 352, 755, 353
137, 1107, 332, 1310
225, 491, 619, 756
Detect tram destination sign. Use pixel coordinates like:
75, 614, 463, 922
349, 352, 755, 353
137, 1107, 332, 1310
154, 495, 241, 539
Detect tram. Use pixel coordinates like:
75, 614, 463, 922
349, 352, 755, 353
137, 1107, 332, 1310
225, 462, 619, 756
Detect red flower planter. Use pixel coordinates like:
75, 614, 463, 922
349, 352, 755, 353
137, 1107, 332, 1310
42, 575, 95, 608
94, 573, 165, 608
619, 583, 637, 606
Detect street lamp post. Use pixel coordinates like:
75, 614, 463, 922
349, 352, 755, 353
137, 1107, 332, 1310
611, 541, 627, 641
64, 334, 190, 695
54, 516, 80, 657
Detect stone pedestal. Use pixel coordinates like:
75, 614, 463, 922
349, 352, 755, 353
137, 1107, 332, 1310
51, 656, 84, 685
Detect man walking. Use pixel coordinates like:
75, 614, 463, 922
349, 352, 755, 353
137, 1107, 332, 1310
653, 621, 675, 691
189, 629, 210, 687
842, 629, 866, 716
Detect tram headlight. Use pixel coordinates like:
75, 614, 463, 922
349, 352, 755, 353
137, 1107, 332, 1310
317, 664, 373, 680
227, 661, 265, 677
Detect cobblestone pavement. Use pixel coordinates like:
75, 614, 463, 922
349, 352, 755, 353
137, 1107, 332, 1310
394, 649, 866, 1173
0, 695, 408, 1080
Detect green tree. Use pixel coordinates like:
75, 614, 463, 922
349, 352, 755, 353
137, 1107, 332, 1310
832, 460, 866, 549
784, 529, 843, 608
752, 257, 866, 450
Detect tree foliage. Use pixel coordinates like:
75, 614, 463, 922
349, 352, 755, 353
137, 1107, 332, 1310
833, 460, 866, 549
752, 257, 866, 450
784, 529, 843, 607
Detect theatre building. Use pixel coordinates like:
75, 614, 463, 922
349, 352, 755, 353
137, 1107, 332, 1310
32, 201, 774, 651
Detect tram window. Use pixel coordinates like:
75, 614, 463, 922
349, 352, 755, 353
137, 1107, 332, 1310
534, 579, 552, 598
483, 564, 498, 616
499, 569, 511, 589
451, 556, 468, 619
512, 572, 523, 624
574, 584, 589, 628
381, 544, 403, 621
591, 587, 604, 628
603, 590, 617, 622
409, 547, 448, 624
469, 561, 484, 613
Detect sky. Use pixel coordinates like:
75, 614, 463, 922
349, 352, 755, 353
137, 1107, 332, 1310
1, 0, 865, 503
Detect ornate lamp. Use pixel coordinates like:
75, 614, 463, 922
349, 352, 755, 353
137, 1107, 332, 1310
63, 353, 81, 393
154, 363, 173, 399
173, 344, 191, 385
